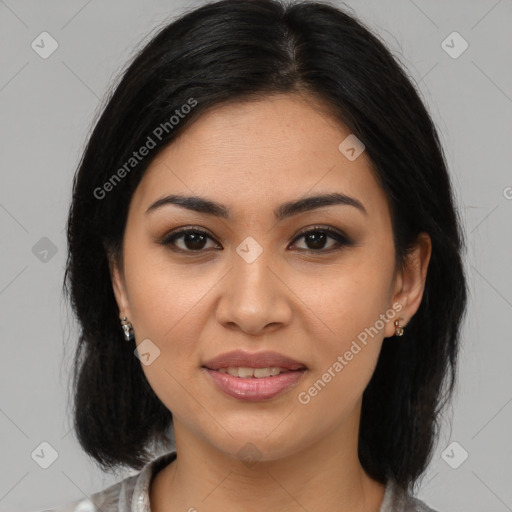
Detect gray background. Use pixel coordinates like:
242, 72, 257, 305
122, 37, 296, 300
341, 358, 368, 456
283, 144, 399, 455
1, 0, 511, 510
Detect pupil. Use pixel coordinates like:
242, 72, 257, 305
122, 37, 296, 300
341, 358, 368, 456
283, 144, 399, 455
185, 233, 206, 250
307, 232, 326, 249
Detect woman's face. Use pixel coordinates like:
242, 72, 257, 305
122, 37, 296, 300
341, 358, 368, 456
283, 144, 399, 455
109, 93, 430, 462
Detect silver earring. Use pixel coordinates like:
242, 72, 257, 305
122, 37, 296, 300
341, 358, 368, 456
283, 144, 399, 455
120, 316, 134, 341
394, 318, 405, 336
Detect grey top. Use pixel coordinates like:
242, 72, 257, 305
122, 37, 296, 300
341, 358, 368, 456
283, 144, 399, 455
41, 451, 438, 512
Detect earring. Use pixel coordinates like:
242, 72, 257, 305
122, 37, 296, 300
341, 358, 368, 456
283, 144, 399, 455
394, 319, 404, 336
120, 316, 134, 341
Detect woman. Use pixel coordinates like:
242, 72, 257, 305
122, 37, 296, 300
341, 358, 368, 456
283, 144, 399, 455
45, 0, 467, 510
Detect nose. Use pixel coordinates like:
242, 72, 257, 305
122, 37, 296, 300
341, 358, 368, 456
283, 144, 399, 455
215, 245, 293, 336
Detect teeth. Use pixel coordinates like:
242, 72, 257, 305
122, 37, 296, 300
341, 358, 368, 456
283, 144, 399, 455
226, 367, 240, 377
255, 367, 281, 377
238, 367, 254, 378
217, 367, 289, 378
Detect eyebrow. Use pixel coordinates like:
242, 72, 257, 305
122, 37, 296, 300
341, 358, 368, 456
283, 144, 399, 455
145, 192, 367, 220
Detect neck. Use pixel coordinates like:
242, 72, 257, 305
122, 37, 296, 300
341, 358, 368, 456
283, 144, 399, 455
150, 402, 386, 512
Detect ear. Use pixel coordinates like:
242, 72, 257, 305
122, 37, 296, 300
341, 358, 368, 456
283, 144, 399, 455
106, 248, 131, 320
384, 232, 432, 338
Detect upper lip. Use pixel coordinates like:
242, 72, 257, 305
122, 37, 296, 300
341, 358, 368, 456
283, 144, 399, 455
203, 350, 307, 371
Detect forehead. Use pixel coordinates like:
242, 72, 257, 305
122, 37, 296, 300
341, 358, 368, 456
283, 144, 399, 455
130, 94, 388, 221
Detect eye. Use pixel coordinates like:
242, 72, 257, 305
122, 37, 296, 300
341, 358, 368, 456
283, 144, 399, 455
160, 227, 220, 252
159, 225, 353, 254
290, 226, 353, 253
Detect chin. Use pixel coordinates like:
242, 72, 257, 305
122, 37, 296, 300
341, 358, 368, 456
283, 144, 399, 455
205, 425, 308, 465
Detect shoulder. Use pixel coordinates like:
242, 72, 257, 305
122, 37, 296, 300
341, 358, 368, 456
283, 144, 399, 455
379, 478, 440, 512
406, 496, 440, 512
38, 475, 134, 512
39, 451, 177, 512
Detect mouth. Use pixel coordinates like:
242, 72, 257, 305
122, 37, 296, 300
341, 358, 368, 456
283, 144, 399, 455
202, 349, 307, 372
213, 366, 300, 378
202, 350, 307, 401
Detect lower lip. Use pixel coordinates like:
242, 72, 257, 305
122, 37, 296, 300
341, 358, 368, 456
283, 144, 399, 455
203, 368, 306, 401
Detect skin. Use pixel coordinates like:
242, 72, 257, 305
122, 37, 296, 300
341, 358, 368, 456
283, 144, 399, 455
108, 93, 431, 512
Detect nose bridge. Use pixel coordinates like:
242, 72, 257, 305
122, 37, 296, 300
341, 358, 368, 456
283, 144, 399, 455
216, 235, 292, 332
233, 235, 277, 305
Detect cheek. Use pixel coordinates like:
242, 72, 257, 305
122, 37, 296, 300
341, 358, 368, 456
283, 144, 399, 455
296, 243, 395, 404
121, 241, 217, 375
122, 244, 213, 416
115, 221, 221, 421
295, 286, 390, 426
307, 248, 394, 349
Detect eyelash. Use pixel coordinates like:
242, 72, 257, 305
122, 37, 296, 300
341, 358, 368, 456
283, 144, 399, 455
159, 225, 354, 255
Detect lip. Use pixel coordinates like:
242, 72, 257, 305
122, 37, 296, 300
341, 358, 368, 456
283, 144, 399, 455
202, 350, 307, 371
202, 350, 308, 402
203, 367, 307, 401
